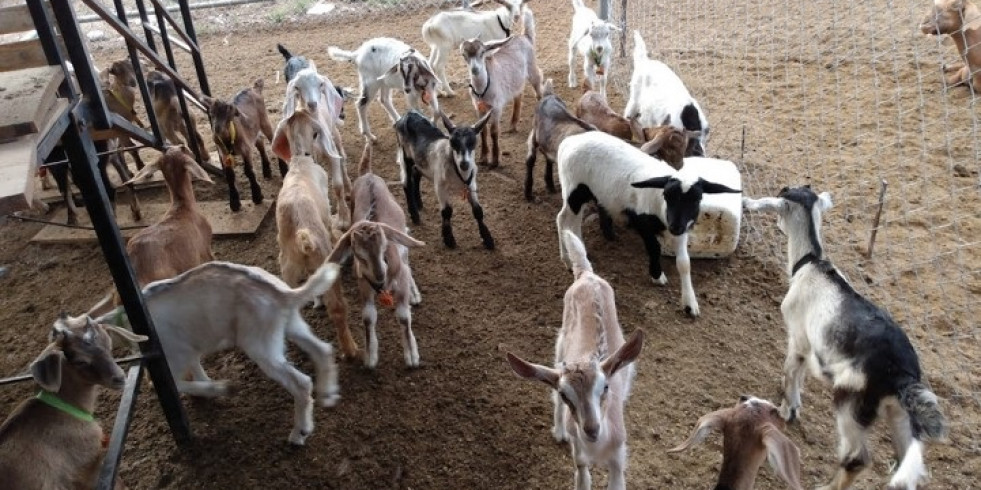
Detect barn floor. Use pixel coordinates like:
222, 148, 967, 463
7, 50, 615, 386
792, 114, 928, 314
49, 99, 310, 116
0, 1, 978, 488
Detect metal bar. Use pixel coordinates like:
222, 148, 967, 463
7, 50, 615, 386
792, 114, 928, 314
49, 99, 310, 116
178, 0, 211, 96
112, 0, 163, 148
61, 112, 191, 445
142, 22, 191, 53
134, 0, 157, 52
50, 0, 110, 129
618, 0, 627, 58
154, 2, 207, 167
95, 364, 142, 490
145, 0, 198, 53
599, 0, 610, 21
0, 354, 147, 386
76, 0, 274, 23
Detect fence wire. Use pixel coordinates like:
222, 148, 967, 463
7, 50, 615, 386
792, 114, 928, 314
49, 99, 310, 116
610, 0, 981, 454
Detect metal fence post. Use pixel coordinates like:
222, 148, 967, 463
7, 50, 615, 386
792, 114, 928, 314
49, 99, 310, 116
599, 0, 610, 20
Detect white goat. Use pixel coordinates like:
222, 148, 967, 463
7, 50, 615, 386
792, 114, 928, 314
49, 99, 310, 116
744, 186, 948, 490
284, 64, 353, 229
0, 316, 145, 489
508, 230, 645, 490
421, 0, 531, 96
461, 9, 543, 168
96, 261, 343, 446
567, 0, 619, 98
328, 37, 440, 143
556, 131, 740, 317
669, 396, 804, 490
624, 30, 709, 157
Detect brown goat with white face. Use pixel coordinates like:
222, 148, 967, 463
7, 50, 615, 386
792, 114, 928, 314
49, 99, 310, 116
669, 396, 804, 490
0, 315, 146, 489
921, 0, 981, 90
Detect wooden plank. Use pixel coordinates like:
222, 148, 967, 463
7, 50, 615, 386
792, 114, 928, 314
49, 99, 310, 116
35, 166, 167, 204
0, 38, 47, 72
0, 5, 35, 36
0, 66, 64, 139
0, 98, 69, 214
31, 200, 274, 244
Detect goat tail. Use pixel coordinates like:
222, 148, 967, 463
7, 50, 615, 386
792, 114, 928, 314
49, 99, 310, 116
296, 228, 318, 256
276, 43, 293, 61
523, 8, 537, 45
289, 262, 341, 307
327, 46, 357, 63
561, 230, 592, 279
633, 30, 648, 62
898, 381, 948, 442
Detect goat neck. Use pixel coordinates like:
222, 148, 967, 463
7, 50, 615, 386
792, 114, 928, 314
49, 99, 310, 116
776, 188, 826, 279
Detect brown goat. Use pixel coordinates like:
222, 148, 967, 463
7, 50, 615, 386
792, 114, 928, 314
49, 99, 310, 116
102, 60, 147, 172
0, 315, 146, 489
203, 78, 277, 212
576, 90, 634, 141
524, 79, 596, 200
669, 396, 804, 490
146, 71, 211, 163
921, 0, 981, 90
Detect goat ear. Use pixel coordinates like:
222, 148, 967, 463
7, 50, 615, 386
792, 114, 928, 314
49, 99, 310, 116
606, 22, 622, 32
439, 111, 456, 132
473, 110, 494, 133
699, 179, 741, 194
31, 344, 65, 393
742, 196, 784, 213
378, 223, 425, 248
201, 95, 215, 110
271, 119, 292, 162
631, 176, 672, 189
762, 424, 804, 490
253, 78, 264, 93
185, 160, 214, 184
601, 329, 644, 377
326, 230, 353, 264
483, 37, 511, 54
103, 324, 148, 347
817, 191, 833, 212
667, 408, 729, 453
120, 159, 160, 187
639, 131, 669, 157
506, 353, 559, 388
380, 63, 400, 82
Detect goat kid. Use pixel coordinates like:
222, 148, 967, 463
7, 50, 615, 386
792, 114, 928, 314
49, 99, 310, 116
669, 396, 804, 490
0, 316, 145, 489
461, 9, 543, 168
556, 131, 740, 317
328, 38, 440, 142
508, 230, 645, 490
624, 31, 709, 157
921, 0, 981, 90
101, 59, 148, 172
396, 110, 495, 249
744, 186, 948, 490
422, 0, 531, 96
146, 71, 211, 162
567, 0, 619, 98
525, 79, 596, 200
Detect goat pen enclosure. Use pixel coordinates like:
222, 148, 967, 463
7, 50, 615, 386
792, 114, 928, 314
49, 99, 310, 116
0, 0, 979, 488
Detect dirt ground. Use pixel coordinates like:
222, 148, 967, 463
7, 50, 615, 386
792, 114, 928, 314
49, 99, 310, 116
1, 0, 979, 488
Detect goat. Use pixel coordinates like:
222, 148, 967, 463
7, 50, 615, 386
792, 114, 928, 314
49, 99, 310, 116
327, 141, 425, 368
461, 10, 543, 169
277, 43, 349, 120
47, 140, 142, 227
921, 0, 981, 91
270, 112, 359, 361
395, 110, 495, 250
101, 59, 148, 172
525, 79, 596, 201
575, 90, 634, 141
202, 78, 280, 212
624, 31, 709, 157
421, 0, 531, 96
95, 261, 343, 445
507, 230, 645, 490
146, 70, 211, 162
0, 315, 146, 489
555, 130, 740, 317
328, 37, 440, 143
567, 0, 619, 98
669, 396, 804, 490
284, 65, 353, 229
743, 186, 948, 490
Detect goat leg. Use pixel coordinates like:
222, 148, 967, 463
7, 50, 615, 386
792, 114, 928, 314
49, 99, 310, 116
507, 97, 521, 133
468, 191, 494, 250
51, 162, 79, 225
524, 132, 538, 201
598, 206, 615, 241
256, 140, 273, 179
403, 164, 422, 225
327, 282, 359, 360
478, 121, 490, 166
396, 301, 419, 367
544, 157, 556, 194
222, 164, 243, 212
440, 205, 457, 249
240, 153, 264, 205
277, 157, 289, 178
626, 211, 668, 285
489, 121, 501, 169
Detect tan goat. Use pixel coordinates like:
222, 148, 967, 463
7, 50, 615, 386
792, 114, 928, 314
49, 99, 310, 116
921, 0, 981, 90
669, 396, 804, 490
146, 71, 211, 163
0, 315, 146, 489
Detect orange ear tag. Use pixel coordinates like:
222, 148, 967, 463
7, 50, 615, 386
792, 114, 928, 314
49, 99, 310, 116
378, 290, 395, 308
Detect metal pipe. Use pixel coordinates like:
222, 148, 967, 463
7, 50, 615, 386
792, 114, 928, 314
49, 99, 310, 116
77, 0, 273, 23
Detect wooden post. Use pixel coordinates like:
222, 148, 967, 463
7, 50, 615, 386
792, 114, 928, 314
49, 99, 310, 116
866, 179, 888, 259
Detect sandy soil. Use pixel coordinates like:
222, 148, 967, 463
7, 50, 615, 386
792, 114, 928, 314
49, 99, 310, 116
1, 0, 978, 488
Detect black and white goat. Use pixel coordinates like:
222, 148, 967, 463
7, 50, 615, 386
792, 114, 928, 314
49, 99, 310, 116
395, 110, 495, 250
624, 31, 708, 157
743, 186, 947, 490
556, 131, 740, 317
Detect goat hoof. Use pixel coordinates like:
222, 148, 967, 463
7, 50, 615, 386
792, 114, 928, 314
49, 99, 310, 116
483, 239, 495, 250
780, 404, 800, 423
684, 304, 700, 317
651, 273, 668, 286
230, 201, 242, 212
317, 391, 340, 408
252, 195, 263, 205
288, 430, 310, 446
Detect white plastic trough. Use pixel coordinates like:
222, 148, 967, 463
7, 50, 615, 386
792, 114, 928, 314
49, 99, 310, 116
658, 157, 743, 259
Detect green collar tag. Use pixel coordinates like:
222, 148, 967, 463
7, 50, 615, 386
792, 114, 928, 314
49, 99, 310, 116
35, 391, 95, 423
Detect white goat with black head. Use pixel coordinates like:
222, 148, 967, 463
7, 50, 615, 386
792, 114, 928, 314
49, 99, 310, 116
556, 130, 740, 317
567, 0, 619, 98
508, 230, 645, 490
395, 109, 495, 250
744, 186, 948, 490
328, 37, 440, 143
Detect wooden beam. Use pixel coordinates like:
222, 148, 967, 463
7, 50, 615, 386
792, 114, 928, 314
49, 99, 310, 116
0, 39, 47, 72
0, 5, 35, 35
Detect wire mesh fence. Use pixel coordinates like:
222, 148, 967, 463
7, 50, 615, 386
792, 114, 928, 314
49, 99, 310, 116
609, 0, 981, 453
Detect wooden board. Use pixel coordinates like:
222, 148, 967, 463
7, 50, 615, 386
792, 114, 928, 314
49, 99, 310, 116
35, 166, 168, 204
0, 98, 69, 214
0, 66, 64, 140
30, 200, 274, 244
0, 38, 46, 72
0, 5, 35, 36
